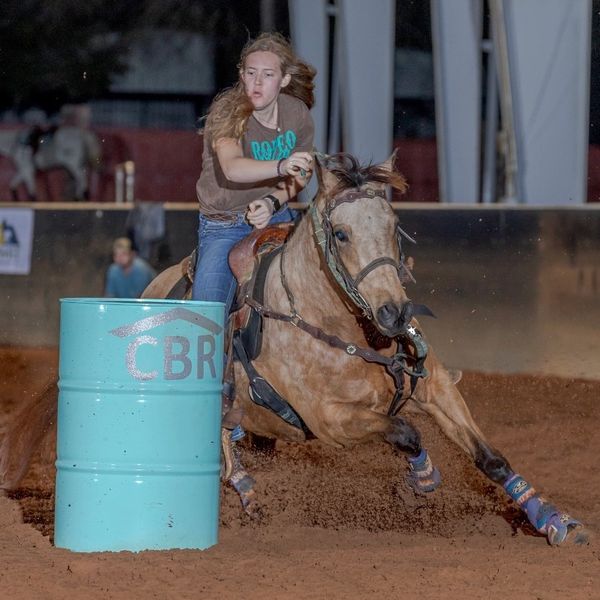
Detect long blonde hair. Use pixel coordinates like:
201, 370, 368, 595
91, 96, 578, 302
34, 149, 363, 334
203, 32, 316, 145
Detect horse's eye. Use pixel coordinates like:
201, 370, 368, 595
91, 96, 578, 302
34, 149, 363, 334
334, 229, 349, 243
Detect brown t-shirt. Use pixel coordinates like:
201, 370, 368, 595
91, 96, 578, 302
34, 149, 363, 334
196, 94, 314, 216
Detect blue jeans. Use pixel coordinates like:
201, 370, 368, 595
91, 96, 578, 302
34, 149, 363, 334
192, 206, 295, 316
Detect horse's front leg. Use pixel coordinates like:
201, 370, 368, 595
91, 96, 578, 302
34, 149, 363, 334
318, 403, 441, 494
411, 357, 589, 546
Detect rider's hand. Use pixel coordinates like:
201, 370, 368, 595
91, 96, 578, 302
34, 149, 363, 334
279, 152, 312, 178
246, 198, 273, 229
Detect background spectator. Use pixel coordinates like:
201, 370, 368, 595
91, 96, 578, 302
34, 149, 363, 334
105, 237, 156, 298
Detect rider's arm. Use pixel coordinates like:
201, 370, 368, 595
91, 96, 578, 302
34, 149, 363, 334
246, 167, 312, 229
214, 138, 313, 186
266, 168, 313, 205
214, 138, 279, 183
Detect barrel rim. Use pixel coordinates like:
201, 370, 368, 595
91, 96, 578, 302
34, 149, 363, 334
60, 298, 225, 308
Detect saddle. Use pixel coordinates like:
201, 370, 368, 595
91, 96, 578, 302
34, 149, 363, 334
229, 222, 294, 357
168, 223, 293, 304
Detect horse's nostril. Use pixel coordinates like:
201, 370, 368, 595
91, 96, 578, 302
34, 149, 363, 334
400, 301, 414, 324
377, 303, 400, 327
377, 301, 414, 332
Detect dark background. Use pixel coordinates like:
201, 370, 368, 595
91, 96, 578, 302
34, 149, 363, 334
0, 1, 432, 131
0, 1, 598, 203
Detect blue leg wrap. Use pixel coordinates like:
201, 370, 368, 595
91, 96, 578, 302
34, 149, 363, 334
406, 448, 441, 494
408, 448, 428, 471
503, 473, 583, 545
230, 424, 246, 442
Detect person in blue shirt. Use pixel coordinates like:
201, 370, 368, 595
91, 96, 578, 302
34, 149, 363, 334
105, 237, 156, 298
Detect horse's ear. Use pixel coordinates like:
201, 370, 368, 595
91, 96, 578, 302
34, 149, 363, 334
315, 152, 340, 195
379, 148, 398, 173
376, 148, 408, 195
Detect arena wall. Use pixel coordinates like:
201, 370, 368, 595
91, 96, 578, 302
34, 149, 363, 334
1, 202, 599, 380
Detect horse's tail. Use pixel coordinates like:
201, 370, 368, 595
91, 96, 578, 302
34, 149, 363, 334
0, 378, 57, 490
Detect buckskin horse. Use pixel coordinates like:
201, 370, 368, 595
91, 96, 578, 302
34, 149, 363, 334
141, 152, 587, 546
0, 153, 588, 546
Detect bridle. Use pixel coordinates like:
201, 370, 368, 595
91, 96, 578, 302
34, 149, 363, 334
309, 186, 416, 320
244, 184, 430, 416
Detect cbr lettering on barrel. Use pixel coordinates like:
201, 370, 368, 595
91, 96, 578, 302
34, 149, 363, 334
110, 307, 223, 382
126, 334, 216, 381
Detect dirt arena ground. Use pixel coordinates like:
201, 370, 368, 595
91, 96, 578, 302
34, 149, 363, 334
0, 346, 598, 600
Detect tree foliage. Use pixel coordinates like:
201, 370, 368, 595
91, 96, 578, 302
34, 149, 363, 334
0, 0, 282, 113
0, 1, 143, 110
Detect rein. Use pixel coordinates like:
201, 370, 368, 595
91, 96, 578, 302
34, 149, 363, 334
245, 291, 427, 415
242, 186, 430, 416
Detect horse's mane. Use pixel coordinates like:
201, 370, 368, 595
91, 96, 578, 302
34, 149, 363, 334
321, 152, 408, 197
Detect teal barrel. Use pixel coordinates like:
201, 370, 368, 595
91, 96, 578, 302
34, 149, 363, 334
54, 298, 224, 552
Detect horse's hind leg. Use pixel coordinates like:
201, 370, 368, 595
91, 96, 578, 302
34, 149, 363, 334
221, 425, 260, 517
411, 358, 589, 546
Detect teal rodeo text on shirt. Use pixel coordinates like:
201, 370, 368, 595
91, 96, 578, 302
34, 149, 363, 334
250, 130, 297, 160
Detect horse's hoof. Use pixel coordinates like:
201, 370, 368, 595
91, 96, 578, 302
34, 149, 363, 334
229, 470, 261, 514
406, 449, 441, 494
406, 466, 441, 495
547, 515, 590, 546
243, 495, 263, 520
237, 484, 263, 520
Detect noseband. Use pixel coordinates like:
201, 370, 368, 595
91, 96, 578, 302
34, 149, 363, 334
310, 186, 416, 320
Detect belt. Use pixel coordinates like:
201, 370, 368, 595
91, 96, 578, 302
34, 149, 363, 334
200, 210, 242, 223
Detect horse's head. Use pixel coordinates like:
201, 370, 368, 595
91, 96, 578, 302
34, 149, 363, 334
312, 152, 414, 338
